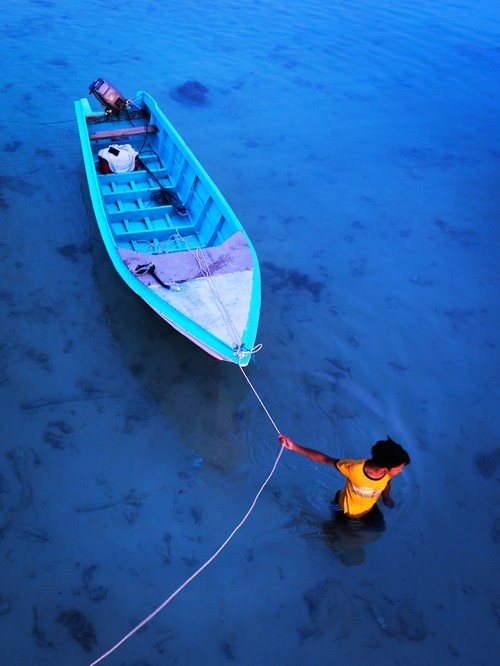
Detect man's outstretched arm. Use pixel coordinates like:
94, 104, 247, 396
279, 434, 339, 467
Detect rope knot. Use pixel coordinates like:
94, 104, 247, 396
234, 343, 263, 362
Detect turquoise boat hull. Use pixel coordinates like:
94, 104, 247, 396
75, 89, 261, 366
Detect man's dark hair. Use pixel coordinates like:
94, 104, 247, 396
370, 436, 410, 469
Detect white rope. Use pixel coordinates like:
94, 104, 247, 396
140, 231, 256, 358
239, 363, 280, 434
175, 233, 243, 348
89, 362, 282, 666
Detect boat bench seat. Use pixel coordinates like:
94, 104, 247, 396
113, 220, 195, 243
108, 205, 175, 221
89, 125, 159, 141
96, 165, 174, 192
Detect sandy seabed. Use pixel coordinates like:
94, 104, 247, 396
1, 1, 499, 664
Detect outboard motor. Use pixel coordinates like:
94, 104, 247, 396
89, 79, 129, 114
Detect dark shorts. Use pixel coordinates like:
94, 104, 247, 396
330, 491, 386, 532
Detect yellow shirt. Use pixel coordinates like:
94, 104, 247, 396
336, 459, 390, 518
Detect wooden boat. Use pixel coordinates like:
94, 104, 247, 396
74, 80, 261, 366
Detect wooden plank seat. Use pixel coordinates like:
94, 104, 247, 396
89, 125, 159, 141
114, 221, 195, 243
108, 204, 175, 221
97, 177, 173, 199
97, 167, 174, 191
102, 189, 162, 205
101, 180, 175, 201
114, 227, 174, 243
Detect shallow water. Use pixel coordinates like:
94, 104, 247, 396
1, 0, 499, 664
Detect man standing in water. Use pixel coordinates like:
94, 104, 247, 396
278, 434, 410, 521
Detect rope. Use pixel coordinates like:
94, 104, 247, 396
234, 342, 263, 363
135, 231, 255, 359
238, 363, 280, 434
89, 362, 282, 666
173, 233, 244, 349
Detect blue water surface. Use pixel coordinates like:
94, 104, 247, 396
1, 1, 499, 664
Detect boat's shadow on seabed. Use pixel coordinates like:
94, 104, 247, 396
87, 210, 252, 469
